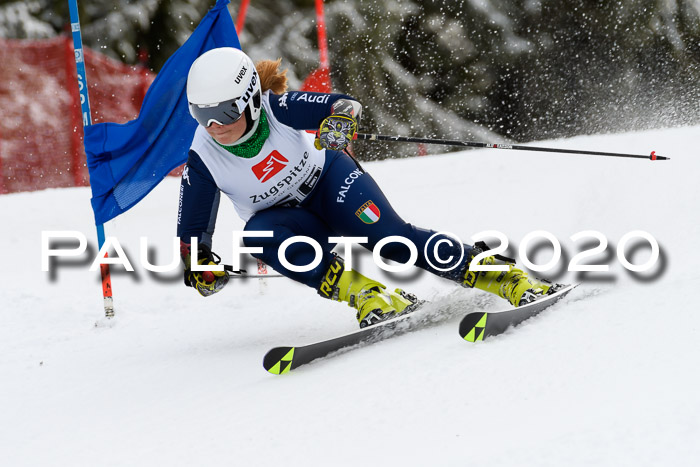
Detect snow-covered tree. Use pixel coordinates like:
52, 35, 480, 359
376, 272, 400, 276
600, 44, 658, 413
2, 0, 699, 158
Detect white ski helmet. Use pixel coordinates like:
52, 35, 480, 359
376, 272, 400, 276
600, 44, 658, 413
187, 47, 262, 140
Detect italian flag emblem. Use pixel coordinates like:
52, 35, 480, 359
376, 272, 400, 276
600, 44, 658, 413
356, 200, 381, 224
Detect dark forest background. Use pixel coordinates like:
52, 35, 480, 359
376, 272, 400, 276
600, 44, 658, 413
2, 0, 699, 158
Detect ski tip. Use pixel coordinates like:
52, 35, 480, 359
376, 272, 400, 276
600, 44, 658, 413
263, 346, 296, 375
554, 283, 579, 296
459, 312, 488, 342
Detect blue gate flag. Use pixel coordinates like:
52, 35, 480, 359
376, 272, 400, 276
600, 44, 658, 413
84, 0, 239, 225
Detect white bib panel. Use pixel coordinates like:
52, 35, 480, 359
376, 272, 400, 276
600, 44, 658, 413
190, 92, 325, 221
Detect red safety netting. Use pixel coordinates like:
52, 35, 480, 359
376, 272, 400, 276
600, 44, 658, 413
0, 36, 154, 194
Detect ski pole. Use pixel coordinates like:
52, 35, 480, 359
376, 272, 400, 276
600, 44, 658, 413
227, 273, 285, 279
223, 265, 284, 279
355, 133, 669, 161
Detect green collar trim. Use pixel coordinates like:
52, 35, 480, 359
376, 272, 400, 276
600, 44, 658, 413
214, 108, 269, 159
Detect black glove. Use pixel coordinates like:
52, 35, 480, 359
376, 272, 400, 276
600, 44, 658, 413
181, 241, 229, 297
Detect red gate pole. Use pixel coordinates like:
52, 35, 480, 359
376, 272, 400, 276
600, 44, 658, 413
315, 0, 330, 71
0, 126, 6, 194
236, 0, 250, 35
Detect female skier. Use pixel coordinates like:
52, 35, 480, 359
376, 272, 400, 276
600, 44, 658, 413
178, 47, 559, 328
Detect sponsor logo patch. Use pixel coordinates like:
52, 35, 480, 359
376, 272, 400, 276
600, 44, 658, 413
236, 69, 259, 112
318, 256, 344, 299
182, 165, 191, 186
336, 168, 363, 203
355, 200, 381, 224
252, 150, 289, 182
294, 93, 330, 104
234, 66, 247, 84
249, 153, 312, 204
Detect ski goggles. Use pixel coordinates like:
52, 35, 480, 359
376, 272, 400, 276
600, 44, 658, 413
189, 96, 247, 127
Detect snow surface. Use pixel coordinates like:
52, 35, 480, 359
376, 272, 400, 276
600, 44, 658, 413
1, 127, 698, 466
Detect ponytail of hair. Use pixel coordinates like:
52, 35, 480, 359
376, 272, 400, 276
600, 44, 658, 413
255, 59, 289, 95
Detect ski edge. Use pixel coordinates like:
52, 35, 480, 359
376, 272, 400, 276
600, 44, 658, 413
262, 305, 427, 375
459, 283, 579, 342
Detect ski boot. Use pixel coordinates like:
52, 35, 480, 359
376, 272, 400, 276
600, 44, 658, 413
462, 242, 564, 307
317, 255, 421, 328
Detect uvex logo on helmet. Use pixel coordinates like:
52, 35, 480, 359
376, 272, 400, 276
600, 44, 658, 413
234, 66, 247, 84
252, 151, 289, 182
236, 69, 259, 112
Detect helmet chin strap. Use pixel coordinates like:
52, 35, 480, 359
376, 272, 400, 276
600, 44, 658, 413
230, 107, 259, 146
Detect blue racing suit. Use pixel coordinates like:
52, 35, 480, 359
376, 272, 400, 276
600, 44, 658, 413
177, 91, 474, 288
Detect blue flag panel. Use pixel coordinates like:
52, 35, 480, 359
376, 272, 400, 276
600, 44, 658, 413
84, 0, 239, 224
